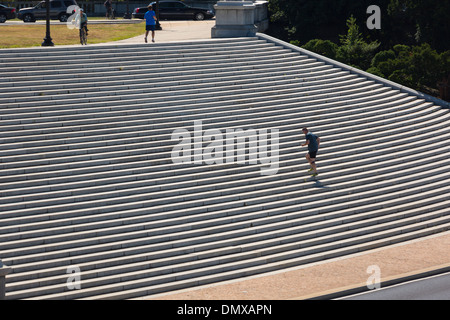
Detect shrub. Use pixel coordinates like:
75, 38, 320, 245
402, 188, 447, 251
301, 39, 339, 60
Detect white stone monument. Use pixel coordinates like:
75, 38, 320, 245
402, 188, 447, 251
211, 0, 258, 38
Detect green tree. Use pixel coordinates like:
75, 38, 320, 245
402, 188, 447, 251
267, 0, 449, 100
369, 43, 450, 96
299, 39, 339, 60
267, 0, 391, 45
387, 0, 450, 51
267, 0, 448, 52
335, 15, 380, 70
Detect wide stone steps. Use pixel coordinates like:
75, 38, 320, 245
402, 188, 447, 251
1, 99, 444, 185
1, 71, 361, 113
2, 122, 448, 231
0, 57, 318, 89
1, 113, 450, 220
0, 92, 420, 153
0, 84, 394, 140
0, 50, 301, 82
2, 136, 449, 236
11, 221, 450, 300
0, 78, 369, 121
0, 38, 272, 65
7, 188, 450, 277
0, 39, 267, 62
2, 158, 450, 258
0, 93, 432, 156
0, 94, 423, 163
0, 63, 328, 101
1, 37, 449, 300
0, 82, 388, 162
0, 43, 285, 71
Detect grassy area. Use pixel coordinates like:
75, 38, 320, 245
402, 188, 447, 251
0, 21, 145, 48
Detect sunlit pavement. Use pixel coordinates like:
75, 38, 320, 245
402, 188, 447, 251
112, 19, 216, 44
1, 19, 217, 45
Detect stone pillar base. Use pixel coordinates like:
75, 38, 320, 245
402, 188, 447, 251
211, 24, 258, 38
211, 1, 258, 38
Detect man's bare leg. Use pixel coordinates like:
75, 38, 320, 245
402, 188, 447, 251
305, 153, 317, 174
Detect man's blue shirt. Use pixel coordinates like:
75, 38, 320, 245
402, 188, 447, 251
305, 132, 319, 152
144, 10, 156, 25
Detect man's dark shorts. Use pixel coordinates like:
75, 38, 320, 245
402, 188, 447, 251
308, 151, 317, 159
146, 25, 156, 31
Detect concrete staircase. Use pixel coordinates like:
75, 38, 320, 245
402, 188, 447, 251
1, 37, 449, 300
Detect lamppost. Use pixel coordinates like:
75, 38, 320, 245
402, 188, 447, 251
41, 0, 54, 46
155, 0, 161, 30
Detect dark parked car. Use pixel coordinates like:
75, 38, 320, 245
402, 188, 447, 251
0, 3, 17, 22
18, 0, 78, 22
132, 0, 214, 21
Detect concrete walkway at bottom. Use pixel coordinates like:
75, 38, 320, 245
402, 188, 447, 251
140, 231, 450, 300
112, 20, 216, 44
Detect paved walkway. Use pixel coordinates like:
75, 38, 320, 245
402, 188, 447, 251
143, 231, 450, 300
113, 20, 216, 44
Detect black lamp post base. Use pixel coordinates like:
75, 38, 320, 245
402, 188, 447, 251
42, 37, 54, 46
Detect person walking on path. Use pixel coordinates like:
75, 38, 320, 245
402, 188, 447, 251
301, 127, 320, 176
104, 0, 113, 19
75, 8, 88, 36
144, 5, 157, 43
